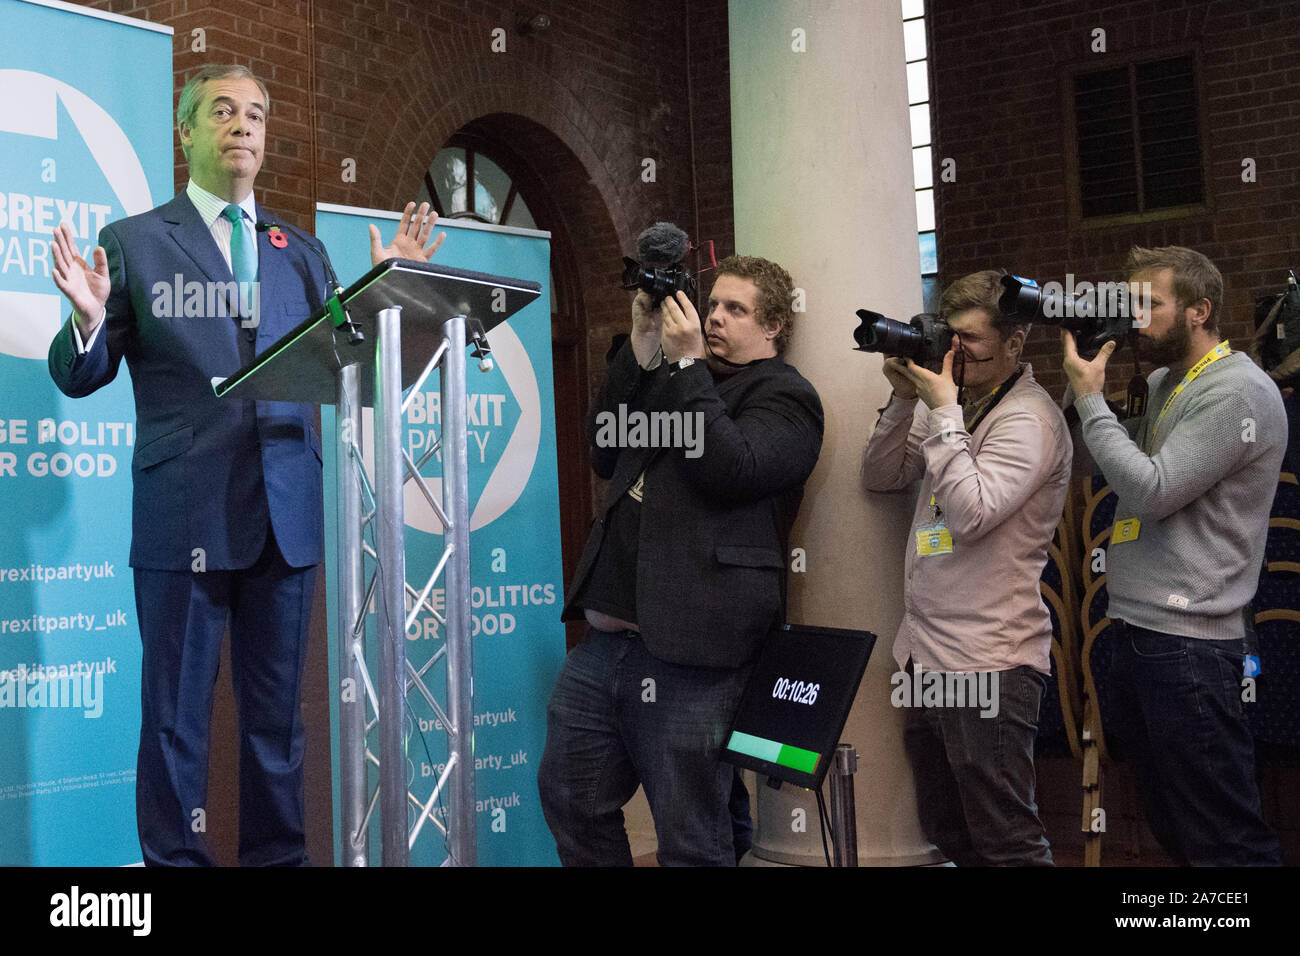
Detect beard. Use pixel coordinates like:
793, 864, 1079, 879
1140, 314, 1191, 368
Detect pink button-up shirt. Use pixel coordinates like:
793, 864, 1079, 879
861, 365, 1071, 674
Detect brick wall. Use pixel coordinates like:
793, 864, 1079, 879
930, 0, 1300, 397
83, 0, 734, 401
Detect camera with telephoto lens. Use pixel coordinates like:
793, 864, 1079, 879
621, 257, 698, 306
997, 274, 1132, 354
852, 310, 953, 365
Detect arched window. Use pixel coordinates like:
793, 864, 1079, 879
419, 147, 538, 229
417, 144, 571, 323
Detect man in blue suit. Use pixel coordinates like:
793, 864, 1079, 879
48, 64, 443, 865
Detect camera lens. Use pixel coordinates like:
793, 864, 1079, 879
854, 310, 924, 358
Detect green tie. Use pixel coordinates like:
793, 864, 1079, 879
222, 203, 257, 324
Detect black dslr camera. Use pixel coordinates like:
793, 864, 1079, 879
852, 310, 953, 365
621, 221, 698, 306
997, 274, 1132, 354
620, 256, 697, 306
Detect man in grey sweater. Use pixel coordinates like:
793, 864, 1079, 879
1063, 245, 1285, 866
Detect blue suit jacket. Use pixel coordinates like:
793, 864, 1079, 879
48, 192, 328, 571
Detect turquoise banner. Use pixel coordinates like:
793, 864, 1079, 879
0, 0, 173, 864
315, 205, 565, 866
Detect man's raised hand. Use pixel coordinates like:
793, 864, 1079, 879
369, 201, 446, 266
882, 356, 919, 400
51, 223, 110, 339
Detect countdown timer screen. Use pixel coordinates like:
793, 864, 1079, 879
721, 623, 875, 790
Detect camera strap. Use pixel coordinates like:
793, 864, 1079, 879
1126, 338, 1148, 418
961, 366, 1023, 434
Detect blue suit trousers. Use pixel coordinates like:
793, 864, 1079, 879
133, 529, 316, 866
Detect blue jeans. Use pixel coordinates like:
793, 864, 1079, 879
538, 628, 749, 866
1110, 621, 1282, 866
903, 663, 1054, 866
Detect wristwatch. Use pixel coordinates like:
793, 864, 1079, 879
673, 357, 696, 372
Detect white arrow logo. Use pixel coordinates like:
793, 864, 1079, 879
0, 70, 152, 360
359, 319, 541, 534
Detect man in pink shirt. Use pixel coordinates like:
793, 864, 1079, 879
862, 270, 1071, 866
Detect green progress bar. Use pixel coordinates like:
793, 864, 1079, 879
727, 731, 820, 774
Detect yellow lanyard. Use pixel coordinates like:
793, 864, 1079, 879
1143, 341, 1231, 452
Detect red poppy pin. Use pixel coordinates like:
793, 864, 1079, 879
268, 227, 288, 249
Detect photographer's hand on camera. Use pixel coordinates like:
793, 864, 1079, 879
894, 350, 959, 410
631, 290, 664, 368
1061, 330, 1117, 398
882, 357, 919, 401
660, 290, 706, 365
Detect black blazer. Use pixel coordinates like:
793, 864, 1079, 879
562, 341, 824, 668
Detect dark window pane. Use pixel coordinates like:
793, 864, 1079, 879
1137, 55, 1202, 208
1075, 66, 1138, 217
505, 193, 537, 230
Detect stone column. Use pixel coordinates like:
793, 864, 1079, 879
729, 0, 941, 865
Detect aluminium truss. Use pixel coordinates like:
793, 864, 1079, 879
214, 257, 541, 865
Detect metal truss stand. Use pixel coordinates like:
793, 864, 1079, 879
336, 311, 478, 867
213, 257, 539, 867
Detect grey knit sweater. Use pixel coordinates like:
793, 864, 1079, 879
1074, 351, 1286, 640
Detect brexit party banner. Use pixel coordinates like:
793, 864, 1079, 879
315, 205, 565, 866
0, 0, 173, 864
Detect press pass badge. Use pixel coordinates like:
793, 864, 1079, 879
1111, 518, 1140, 544
916, 524, 953, 556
